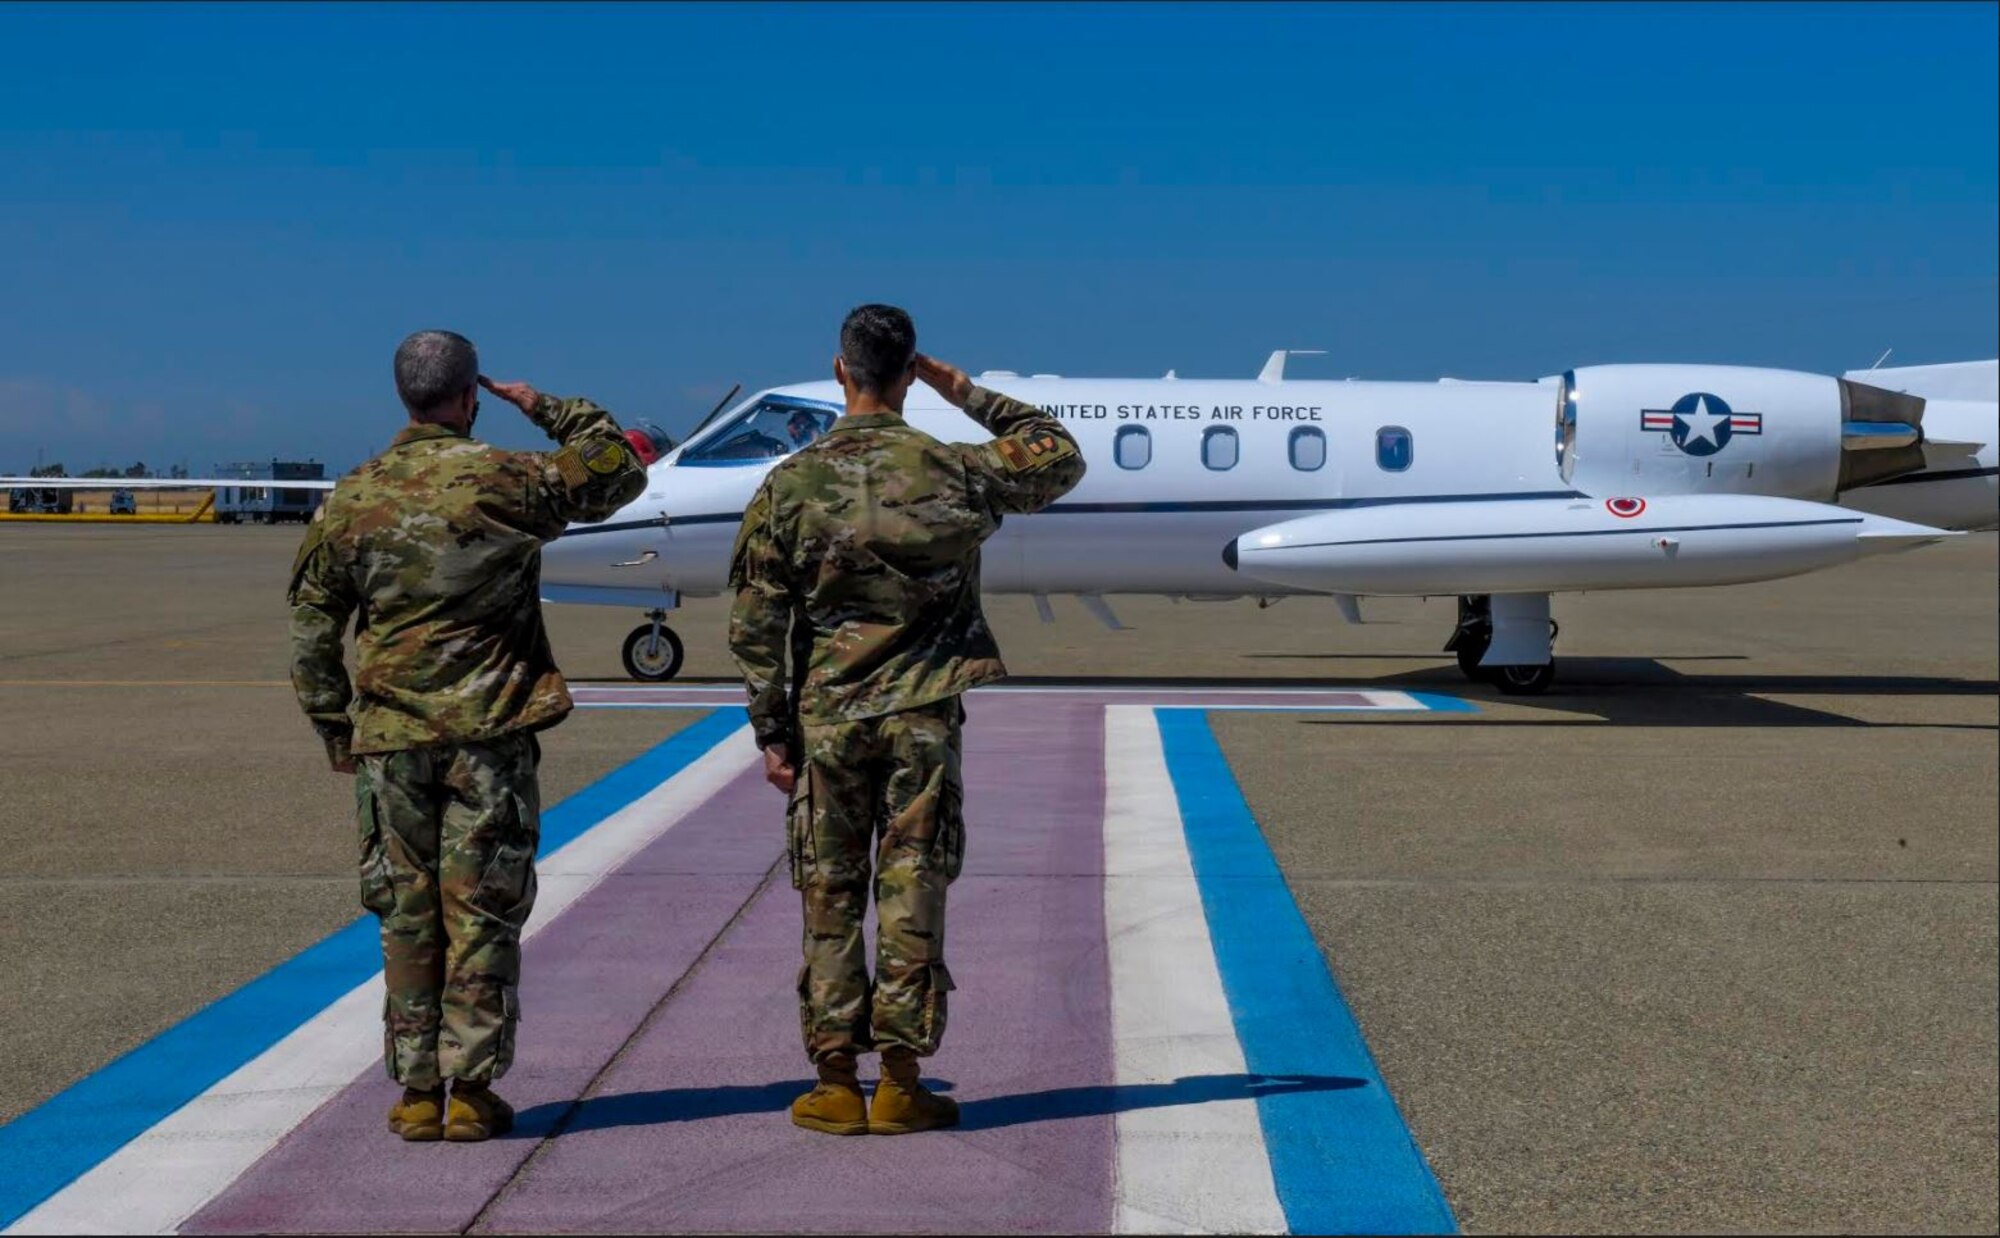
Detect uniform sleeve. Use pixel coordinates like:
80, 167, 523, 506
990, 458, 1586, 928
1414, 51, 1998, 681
287, 512, 358, 767
520, 394, 650, 537
957, 385, 1089, 516
726, 479, 798, 751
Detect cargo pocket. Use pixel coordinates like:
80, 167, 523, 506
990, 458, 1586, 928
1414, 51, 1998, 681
920, 962, 955, 1051
471, 833, 538, 929
786, 779, 815, 891
356, 784, 396, 919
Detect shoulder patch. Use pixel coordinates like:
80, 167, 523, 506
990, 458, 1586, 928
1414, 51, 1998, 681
581, 437, 631, 476
998, 429, 1076, 474
551, 446, 592, 491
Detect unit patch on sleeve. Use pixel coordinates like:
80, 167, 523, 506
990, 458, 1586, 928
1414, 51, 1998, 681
581, 437, 630, 476
998, 430, 1077, 474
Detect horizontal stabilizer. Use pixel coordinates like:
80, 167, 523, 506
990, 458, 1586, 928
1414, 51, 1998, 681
1922, 439, 1987, 466
1843, 359, 1998, 403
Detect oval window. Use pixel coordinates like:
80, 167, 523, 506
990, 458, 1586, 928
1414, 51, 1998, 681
1202, 425, 1239, 471
1289, 426, 1327, 471
1376, 426, 1413, 472
1113, 425, 1152, 470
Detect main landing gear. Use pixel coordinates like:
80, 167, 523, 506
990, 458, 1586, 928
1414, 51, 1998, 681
621, 609, 686, 681
1445, 594, 1559, 696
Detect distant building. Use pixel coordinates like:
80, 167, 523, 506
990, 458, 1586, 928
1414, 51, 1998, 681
213, 459, 325, 524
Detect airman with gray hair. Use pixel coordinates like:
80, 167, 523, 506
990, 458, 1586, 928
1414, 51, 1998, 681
289, 330, 648, 1142
392, 329, 481, 419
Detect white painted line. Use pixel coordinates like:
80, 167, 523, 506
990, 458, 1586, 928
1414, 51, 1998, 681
1102, 706, 1286, 1235
6, 725, 755, 1237
574, 686, 1459, 712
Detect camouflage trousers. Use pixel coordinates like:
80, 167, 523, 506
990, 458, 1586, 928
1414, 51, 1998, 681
355, 732, 541, 1091
789, 698, 966, 1067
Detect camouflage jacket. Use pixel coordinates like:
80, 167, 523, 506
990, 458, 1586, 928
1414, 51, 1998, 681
289, 396, 648, 759
728, 386, 1087, 749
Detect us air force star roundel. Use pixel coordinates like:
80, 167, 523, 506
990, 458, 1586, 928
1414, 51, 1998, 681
1639, 392, 1763, 457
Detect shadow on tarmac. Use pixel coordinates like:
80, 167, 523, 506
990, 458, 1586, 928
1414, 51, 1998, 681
568, 663, 1996, 730
513, 1072, 1363, 1138
990, 662, 1996, 730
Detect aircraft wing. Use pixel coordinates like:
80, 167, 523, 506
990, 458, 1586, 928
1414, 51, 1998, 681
0, 476, 337, 490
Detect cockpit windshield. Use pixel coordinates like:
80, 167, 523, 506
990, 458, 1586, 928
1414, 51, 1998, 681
678, 395, 841, 466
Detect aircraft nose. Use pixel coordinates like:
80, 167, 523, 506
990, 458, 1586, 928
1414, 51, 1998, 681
1222, 538, 1239, 570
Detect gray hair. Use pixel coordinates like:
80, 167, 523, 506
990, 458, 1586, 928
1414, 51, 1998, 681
393, 330, 478, 415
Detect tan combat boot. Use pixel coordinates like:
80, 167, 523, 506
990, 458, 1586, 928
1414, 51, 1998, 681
444, 1081, 515, 1142
387, 1087, 444, 1141
869, 1048, 959, 1135
791, 1056, 869, 1136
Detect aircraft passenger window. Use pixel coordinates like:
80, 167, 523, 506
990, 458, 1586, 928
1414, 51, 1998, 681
680, 396, 840, 467
1114, 425, 1152, 470
1202, 426, 1239, 471
1289, 426, 1327, 471
1375, 426, 1413, 472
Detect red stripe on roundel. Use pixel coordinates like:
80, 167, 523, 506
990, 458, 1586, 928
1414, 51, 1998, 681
1606, 497, 1647, 518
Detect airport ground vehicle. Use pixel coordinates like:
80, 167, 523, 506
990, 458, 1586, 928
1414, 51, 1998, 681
7, 486, 74, 514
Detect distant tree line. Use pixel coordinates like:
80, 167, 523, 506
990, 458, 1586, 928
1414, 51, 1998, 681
14, 462, 190, 480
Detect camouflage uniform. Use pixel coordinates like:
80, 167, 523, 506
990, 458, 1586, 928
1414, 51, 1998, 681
728, 387, 1087, 1068
290, 395, 647, 1090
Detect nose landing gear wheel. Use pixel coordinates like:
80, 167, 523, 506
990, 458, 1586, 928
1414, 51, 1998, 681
621, 621, 685, 682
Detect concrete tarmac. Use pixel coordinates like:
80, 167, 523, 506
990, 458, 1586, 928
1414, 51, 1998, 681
0, 523, 1993, 1233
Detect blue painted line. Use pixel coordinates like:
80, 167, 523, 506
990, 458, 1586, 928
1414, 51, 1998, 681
1158, 709, 1456, 1235
1408, 690, 1479, 713
0, 708, 746, 1231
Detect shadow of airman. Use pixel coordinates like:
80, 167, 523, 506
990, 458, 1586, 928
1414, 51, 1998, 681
510, 1071, 1363, 1140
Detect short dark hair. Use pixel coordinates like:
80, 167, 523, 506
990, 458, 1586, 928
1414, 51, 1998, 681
839, 304, 916, 395
393, 330, 478, 415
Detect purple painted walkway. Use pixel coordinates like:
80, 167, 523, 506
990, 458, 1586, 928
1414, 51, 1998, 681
186, 696, 1113, 1235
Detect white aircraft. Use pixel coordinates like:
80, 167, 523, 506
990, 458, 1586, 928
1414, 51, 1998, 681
11, 353, 1994, 694
527, 352, 1996, 693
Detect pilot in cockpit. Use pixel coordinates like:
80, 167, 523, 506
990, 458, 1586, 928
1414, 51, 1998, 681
680, 397, 843, 465
787, 408, 831, 451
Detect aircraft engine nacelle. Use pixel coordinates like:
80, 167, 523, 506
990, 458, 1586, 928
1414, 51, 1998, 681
1554, 364, 1927, 501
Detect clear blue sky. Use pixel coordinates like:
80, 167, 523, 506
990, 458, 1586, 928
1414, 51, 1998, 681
1, 1, 1993, 473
